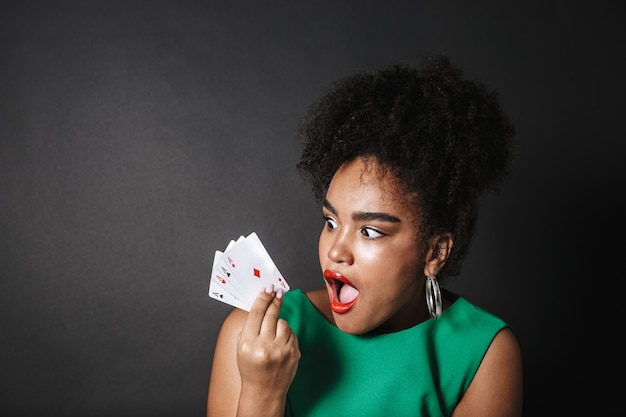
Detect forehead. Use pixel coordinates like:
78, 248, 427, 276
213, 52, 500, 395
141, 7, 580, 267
326, 158, 417, 214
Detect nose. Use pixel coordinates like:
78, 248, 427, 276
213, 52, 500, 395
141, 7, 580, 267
325, 230, 354, 265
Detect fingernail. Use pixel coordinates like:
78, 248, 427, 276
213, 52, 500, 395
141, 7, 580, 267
276, 289, 284, 299
265, 284, 274, 294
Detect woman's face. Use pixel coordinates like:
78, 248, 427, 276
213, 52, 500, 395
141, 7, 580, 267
319, 158, 428, 335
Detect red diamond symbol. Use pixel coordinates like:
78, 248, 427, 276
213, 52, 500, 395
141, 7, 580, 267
253, 268, 260, 278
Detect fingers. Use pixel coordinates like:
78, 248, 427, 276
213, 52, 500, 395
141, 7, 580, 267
235, 285, 300, 394
240, 285, 283, 338
275, 317, 296, 345
259, 288, 284, 337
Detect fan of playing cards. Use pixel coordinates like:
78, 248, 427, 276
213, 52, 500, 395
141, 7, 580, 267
208, 232, 290, 311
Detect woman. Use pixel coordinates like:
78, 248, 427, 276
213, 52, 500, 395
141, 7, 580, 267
207, 54, 523, 417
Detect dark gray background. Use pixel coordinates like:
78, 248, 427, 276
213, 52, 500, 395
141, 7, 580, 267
1, 1, 623, 416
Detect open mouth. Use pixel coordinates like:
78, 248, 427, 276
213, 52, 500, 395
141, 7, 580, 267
323, 270, 359, 314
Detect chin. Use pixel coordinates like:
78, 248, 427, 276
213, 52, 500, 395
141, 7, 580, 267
333, 315, 373, 335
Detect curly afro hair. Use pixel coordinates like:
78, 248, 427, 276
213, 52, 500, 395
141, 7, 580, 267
296, 54, 515, 282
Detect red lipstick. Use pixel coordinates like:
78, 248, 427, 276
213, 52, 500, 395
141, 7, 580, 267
323, 269, 359, 314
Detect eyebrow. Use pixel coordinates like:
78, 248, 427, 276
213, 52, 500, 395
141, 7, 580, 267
323, 199, 401, 223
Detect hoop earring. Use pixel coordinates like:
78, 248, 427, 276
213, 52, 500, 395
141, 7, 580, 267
425, 275, 442, 319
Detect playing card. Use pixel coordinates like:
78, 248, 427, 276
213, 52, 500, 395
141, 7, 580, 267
212, 250, 247, 301
225, 235, 244, 251
208, 275, 247, 310
208, 251, 246, 308
224, 232, 289, 301
208, 232, 290, 311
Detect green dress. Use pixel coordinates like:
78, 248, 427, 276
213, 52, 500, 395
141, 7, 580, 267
279, 288, 508, 417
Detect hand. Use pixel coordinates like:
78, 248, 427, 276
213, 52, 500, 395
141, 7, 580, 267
236, 285, 300, 399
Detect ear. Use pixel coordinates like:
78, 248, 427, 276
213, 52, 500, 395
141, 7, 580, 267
423, 233, 453, 277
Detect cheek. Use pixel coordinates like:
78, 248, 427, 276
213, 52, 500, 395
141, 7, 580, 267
353, 242, 383, 261
361, 245, 420, 282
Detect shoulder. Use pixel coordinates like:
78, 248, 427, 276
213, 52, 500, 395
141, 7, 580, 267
220, 307, 248, 334
212, 307, 250, 356
452, 327, 523, 417
480, 327, 523, 383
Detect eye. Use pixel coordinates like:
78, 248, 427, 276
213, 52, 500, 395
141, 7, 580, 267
361, 226, 385, 239
324, 216, 339, 230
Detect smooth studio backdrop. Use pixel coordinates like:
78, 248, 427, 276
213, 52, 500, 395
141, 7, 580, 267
1, 1, 623, 416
